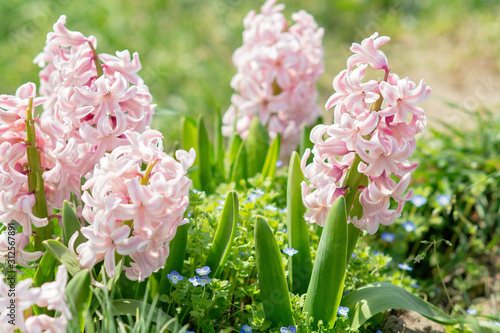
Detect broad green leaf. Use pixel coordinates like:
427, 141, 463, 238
213, 106, 225, 179
228, 135, 242, 168
159, 223, 189, 296
254, 216, 295, 327
245, 117, 269, 178
197, 115, 214, 194
230, 143, 247, 185
304, 197, 347, 328
181, 116, 200, 189
261, 134, 281, 179
341, 282, 457, 329
32, 251, 57, 315
43, 239, 82, 277
66, 269, 92, 332
299, 123, 314, 164
286, 152, 313, 295
204, 191, 239, 278
61, 200, 85, 248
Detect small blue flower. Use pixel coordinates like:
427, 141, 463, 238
200, 275, 212, 286
276, 160, 284, 168
247, 188, 265, 202
466, 308, 477, 315
280, 326, 297, 333
402, 220, 416, 232
436, 194, 451, 206
189, 276, 202, 286
264, 204, 278, 211
373, 251, 382, 256
239, 251, 245, 258
381, 231, 396, 243
283, 247, 298, 256
192, 189, 202, 194
240, 324, 253, 333
167, 271, 184, 285
196, 266, 211, 275
410, 194, 427, 207
279, 207, 287, 213
376, 330, 383, 333
343, 291, 350, 295
411, 283, 419, 288
495, 321, 500, 326
216, 200, 225, 210
186, 331, 195, 333
337, 306, 350, 317
398, 263, 413, 271
351, 252, 357, 258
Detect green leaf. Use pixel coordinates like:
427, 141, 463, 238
66, 269, 92, 332
341, 282, 457, 329
197, 115, 214, 194
61, 200, 85, 248
286, 151, 313, 295
181, 116, 200, 189
230, 143, 247, 185
32, 251, 58, 315
159, 223, 189, 295
204, 191, 239, 278
228, 135, 242, 168
111, 299, 173, 325
299, 123, 314, 158
261, 133, 281, 179
254, 216, 295, 327
245, 117, 269, 178
214, 106, 225, 179
43, 239, 82, 277
304, 197, 347, 328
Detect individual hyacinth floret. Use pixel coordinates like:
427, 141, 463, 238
75, 129, 195, 281
222, 0, 324, 157
301, 33, 430, 234
34, 15, 155, 177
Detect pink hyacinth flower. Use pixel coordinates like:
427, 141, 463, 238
347, 32, 390, 72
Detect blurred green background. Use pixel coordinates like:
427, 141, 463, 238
2, 0, 500, 145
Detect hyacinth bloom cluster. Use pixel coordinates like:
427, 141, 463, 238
75, 129, 195, 281
222, 0, 324, 156
302, 33, 431, 234
34, 15, 154, 178
0, 265, 70, 333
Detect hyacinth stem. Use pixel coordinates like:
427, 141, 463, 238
87, 41, 103, 77
25, 97, 52, 252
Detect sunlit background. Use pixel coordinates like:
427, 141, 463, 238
2, 0, 500, 146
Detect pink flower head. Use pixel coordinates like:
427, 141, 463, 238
347, 32, 390, 72
302, 33, 429, 234
77, 129, 195, 281
0, 231, 43, 268
223, 0, 324, 158
37, 265, 72, 319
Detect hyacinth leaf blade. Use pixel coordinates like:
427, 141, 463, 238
197, 115, 215, 194
245, 117, 269, 179
230, 142, 247, 185
341, 282, 457, 329
214, 106, 225, 179
65, 269, 92, 332
304, 196, 348, 328
43, 239, 82, 277
204, 191, 239, 278
111, 299, 175, 326
261, 133, 281, 180
286, 151, 313, 295
228, 134, 243, 175
32, 251, 58, 316
181, 116, 201, 189
299, 123, 314, 165
254, 215, 295, 327
61, 200, 85, 248
159, 223, 189, 295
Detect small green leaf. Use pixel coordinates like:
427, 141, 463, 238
197, 115, 214, 194
255, 216, 295, 327
229, 135, 243, 168
230, 143, 247, 185
214, 106, 225, 179
111, 299, 173, 325
245, 117, 269, 178
299, 123, 315, 164
261, 134, 281, 179
341, 282, 457, 329
181, 116, 200, 189
66, 269, 92, 332
204, 191, 239, 278
61, 200, 85, 248
304, 197, 347, 328
286, 151, 312, 295
43, 239, 82, 277
32, 251, 58, 315
159, 223, 189, 295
